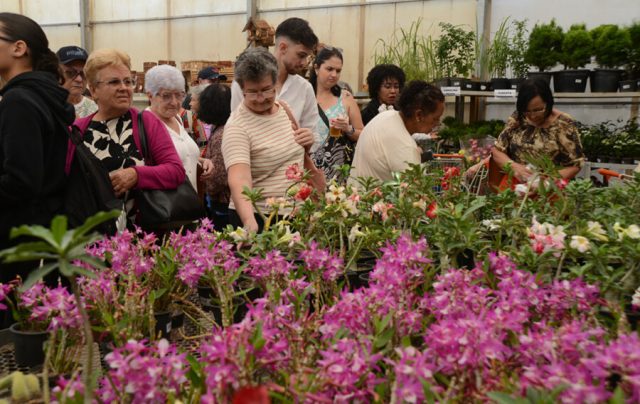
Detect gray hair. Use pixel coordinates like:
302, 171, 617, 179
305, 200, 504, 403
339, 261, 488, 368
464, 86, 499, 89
144, 64, 185, 96
189, 83, 209, 99
234, 47, 277, 88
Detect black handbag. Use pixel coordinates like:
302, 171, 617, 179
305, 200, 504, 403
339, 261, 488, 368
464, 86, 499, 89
135, 112, 205, 231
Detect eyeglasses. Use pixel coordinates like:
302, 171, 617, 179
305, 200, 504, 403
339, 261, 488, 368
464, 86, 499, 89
63, 68, 85, 80
96, 77, 137, 88
157, 91, 186, 102
0, 35, 14, 43
243, 87, 276, 100
525, 105, 546, 116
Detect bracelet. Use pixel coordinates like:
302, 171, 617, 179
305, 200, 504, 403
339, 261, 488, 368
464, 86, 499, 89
344, 125, 355, 136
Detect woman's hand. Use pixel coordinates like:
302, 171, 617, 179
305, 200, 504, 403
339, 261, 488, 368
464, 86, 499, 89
293, 128, 314, 152
110, 167, 138, 197
330, 114, 350, 133
199, 158, 214, 180
510, 162, 534, 182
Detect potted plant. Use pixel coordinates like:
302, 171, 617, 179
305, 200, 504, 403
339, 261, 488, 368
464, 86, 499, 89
486, 18, 511, 90
554, 24, 592, 92
507, 19, 530, 89
620, 22, 640, 92
524, 19, 563, 86
591, 24, 632, 92
435, 22, 476, 88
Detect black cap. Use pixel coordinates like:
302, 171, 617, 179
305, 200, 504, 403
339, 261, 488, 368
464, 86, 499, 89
56, 46, 89, 64
197, 66, 227, 81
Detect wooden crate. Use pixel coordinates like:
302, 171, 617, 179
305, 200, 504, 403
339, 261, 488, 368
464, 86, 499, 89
143, 62, 157, 73
158, 60, 176, 67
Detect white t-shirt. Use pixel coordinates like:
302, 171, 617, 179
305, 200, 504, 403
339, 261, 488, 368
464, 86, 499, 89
161, 114, 201, 190
231, 74, 319, 146
349, 110, 421, 182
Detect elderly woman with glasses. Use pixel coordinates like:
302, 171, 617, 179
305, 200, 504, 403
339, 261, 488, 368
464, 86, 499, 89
145, 65, 213, 191
490, 78, 584, 185
70, 48, 184, 225
222, 47, 314, 233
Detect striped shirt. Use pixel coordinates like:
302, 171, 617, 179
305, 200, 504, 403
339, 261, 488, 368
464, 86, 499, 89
222, 102, 304, 212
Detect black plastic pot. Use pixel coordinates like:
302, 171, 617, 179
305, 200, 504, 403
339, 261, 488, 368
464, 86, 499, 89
509, 78, 525, 90
621, 157, 636, 165
527, 71, 552, 86
619, 80, 637, 92
171, 311, 185, 329
154, 311, 172, 338
553, 70, 589, 92
10, 323, 48, 368
435, 78, 450, 87
590, 69, 622, 92
449, 78, 465, 87
204, 298, 248, 325
197, 284, 214, 306
478, 81, 491, 91
490, 78, 511, 90
462, 80, 480, 91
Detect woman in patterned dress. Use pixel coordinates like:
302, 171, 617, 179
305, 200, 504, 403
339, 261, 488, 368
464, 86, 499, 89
309, 46, 364, 182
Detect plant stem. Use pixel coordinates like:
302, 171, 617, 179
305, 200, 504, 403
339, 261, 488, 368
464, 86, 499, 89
70, 276, 94, 404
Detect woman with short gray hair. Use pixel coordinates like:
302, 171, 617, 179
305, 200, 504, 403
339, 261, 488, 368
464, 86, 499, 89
221, 47, 314, 232
145, 64, 213, 191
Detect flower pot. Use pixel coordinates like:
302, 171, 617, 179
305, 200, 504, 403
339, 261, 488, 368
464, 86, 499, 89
478, 81, 491, 91
197, 284, 214, 306
345, 261, 375, 291
204, 297, 248, 326
10, 323, 48, 368
619, 80, 637, 92
171, 311, 185, 329
434, 78, 450, 88
154, 310, 172, 338
509, 78, 525, 90
621, 157, 636, 165
527, 71, 552, 86
590, 69, 622, 92
553, 70, 589, 92
490, 78, 511, 90
449, 77, 464, 87
461, 80, 480, 91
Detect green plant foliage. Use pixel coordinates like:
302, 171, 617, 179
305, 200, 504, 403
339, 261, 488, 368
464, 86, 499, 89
373, 19, 440, 82
486, 18, 511, 78
435, 22, 476, 78
524, 19, 563, 72
561, 24, 593, 69
591, 24, 632, 69
508, 19, 529, 78
625, 22, 640, 75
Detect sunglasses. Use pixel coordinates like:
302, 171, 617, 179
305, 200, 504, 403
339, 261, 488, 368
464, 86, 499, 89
63, 68, 86, 80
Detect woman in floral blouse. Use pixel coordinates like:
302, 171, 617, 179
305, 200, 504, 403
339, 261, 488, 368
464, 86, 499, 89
491, 78, 585, 183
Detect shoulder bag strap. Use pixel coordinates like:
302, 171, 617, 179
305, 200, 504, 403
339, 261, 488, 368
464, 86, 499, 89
137, 111, 150, 162
317, 104, 330, 129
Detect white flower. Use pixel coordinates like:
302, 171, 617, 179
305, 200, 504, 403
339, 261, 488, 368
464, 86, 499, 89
230, 227, 250, 242
569, 235, 591, 253
614, 222, 626, 240
586, 221, 608, 241
632, 287, 640, 309
482, 219, 502, 231
348, 223, 365, 243
325, 184, 346, 204
626, 224, 640, 239
514, 183, 528, 197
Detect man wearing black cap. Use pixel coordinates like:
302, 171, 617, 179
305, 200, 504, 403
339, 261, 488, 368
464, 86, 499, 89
56, 45, 97, 118
181, 66, 227, 110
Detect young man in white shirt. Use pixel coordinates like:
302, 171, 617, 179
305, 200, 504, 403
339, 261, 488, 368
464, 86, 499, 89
231, 17, 320, 148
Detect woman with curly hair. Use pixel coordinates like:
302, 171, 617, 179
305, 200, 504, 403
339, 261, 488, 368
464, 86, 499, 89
360, 64, 406, 125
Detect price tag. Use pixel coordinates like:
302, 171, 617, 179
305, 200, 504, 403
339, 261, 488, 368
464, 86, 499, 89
441, 86, 461, 96
494, 89, 517, 98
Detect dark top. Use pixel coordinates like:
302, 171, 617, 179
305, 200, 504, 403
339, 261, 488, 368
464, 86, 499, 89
361, 99, 382, 126
0, 71, 75, 246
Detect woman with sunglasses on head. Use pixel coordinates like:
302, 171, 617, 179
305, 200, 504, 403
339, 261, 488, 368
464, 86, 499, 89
0, 13, 75, 279
144, 65, 213, 194
69, 49, 184, 228
309, 46, 364, 181
490, 78, 584, 185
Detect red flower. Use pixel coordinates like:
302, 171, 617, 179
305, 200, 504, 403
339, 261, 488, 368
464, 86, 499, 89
295, 184, 313, 201
426, 201, 437, 219
555, 178, 569, 190
232, 386, 270, 404
443, 166, 460, 179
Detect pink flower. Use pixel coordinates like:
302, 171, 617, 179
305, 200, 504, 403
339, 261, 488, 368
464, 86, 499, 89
285, 163, 303, 181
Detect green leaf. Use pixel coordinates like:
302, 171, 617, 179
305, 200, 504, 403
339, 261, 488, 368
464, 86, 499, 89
609, 386, 626, 404
9, 224, 59, 248
250, 322, 266, 351
487, 392, 529, 404
20, 262, 59, 291
374, 327, 394, 349
71, 210, 121, 239
50, 216, 69, 244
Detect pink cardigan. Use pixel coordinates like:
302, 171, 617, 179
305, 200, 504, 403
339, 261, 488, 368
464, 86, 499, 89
65, 108, 185, 190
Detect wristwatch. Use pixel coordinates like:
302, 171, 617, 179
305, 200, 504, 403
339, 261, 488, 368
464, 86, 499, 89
345, 125, 355, 137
